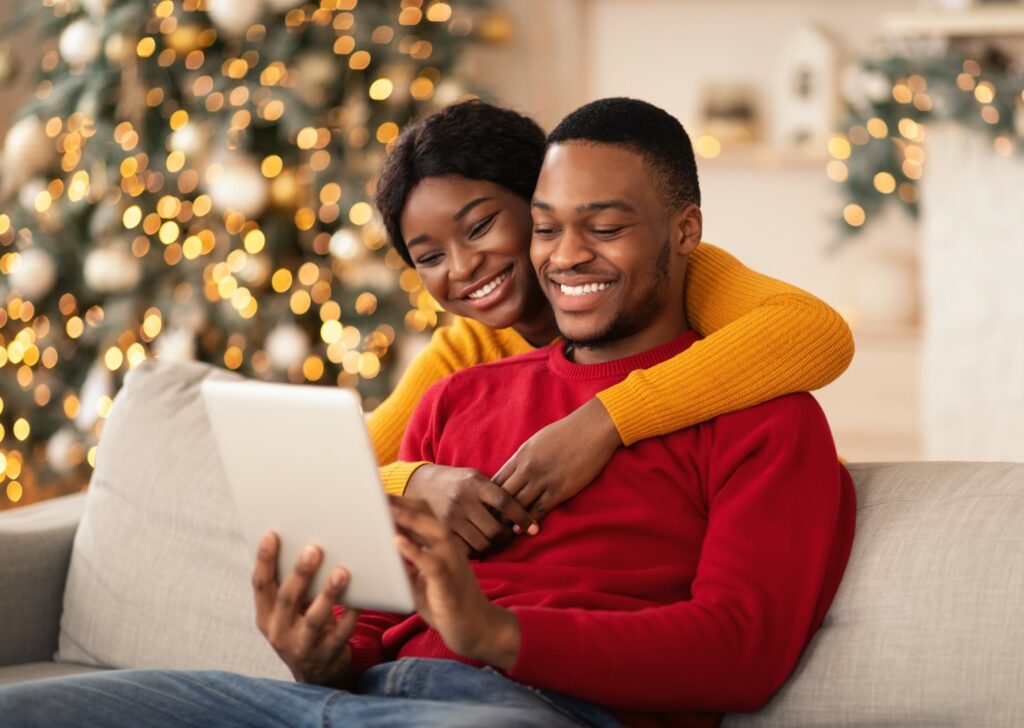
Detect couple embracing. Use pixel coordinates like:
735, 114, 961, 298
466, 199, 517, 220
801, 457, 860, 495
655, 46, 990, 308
0, 98, 856, 728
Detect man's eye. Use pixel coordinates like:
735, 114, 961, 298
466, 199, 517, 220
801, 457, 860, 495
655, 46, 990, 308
469, 213, 497, 239
592, 227, 625, 237
533, 227, 559, 238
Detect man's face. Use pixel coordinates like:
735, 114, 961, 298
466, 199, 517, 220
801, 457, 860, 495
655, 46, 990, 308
530, 142, 695, 355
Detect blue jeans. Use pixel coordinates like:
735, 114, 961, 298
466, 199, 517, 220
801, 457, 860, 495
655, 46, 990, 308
0, 657, 623, 727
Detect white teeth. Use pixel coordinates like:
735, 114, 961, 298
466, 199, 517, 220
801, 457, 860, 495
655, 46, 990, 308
466, 270, 510, 300
559, 282, 612, 297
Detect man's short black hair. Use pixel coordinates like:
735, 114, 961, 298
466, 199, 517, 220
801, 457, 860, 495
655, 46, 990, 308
546, 97, 701, 211
375, 100, 546, 267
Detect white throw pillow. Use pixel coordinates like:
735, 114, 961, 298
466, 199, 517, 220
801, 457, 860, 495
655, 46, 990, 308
57, 359, 290, 678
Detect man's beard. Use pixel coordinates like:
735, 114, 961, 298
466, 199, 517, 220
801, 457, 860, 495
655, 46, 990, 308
563, 238, 672, 350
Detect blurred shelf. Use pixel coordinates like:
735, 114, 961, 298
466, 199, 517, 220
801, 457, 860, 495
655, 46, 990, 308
883, 7, 1024, 37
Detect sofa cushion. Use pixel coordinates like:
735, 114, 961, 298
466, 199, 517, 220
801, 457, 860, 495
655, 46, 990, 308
725, 460, 1024, 727
56, 359, 290, 679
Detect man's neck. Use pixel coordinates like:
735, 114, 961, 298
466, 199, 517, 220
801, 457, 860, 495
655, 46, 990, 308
568, 319, 691, 365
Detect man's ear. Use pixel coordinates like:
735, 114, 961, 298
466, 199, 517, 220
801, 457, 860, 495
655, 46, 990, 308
671, 203, 702, 256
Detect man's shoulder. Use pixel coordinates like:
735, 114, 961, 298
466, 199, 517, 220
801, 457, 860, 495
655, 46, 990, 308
708, 392, 831, 443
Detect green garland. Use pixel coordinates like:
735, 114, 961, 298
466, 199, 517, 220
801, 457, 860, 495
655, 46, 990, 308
835, 44, 1024, 236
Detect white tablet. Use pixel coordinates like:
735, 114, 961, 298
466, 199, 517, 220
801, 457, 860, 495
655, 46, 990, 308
201, 377, 415, 613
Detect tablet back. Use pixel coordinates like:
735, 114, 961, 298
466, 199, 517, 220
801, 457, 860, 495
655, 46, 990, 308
201, 378, 415, 613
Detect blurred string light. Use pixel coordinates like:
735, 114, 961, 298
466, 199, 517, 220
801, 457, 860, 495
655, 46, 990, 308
0, 0, 510, 506
832, 46, 1024, 237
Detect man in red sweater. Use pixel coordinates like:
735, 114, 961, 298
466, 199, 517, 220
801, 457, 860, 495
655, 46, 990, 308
0, 98, 854, 728
313, 97, 854, 726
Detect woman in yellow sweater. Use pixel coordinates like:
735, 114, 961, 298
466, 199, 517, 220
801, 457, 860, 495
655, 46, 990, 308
369, 100, 853, 551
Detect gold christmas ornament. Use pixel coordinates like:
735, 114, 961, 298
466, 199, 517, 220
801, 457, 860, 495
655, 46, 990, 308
270, 168, 300, 208
477, 9, 515, 45
166, 24, 204, 55
104, 33, 131, 63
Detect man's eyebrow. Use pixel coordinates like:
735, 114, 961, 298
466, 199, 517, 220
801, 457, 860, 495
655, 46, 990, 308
454, 196, 493, 220
530, 199, 635, 214
578, 200, 635, 214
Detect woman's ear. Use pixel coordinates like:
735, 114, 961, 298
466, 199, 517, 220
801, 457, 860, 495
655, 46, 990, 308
673, 203, 702, 256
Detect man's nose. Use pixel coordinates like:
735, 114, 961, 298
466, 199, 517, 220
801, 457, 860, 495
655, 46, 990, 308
548, 228, 594, 271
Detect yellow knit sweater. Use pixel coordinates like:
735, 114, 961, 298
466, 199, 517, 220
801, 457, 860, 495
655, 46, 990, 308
368, 242, 854, 495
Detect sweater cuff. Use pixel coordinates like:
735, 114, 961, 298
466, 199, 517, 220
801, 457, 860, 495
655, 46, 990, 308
596, 380, 657, 447
379, 461, 430, 497
505, 608, 582, 692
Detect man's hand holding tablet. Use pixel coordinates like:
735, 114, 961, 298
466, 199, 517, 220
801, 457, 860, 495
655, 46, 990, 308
251, 531, 360, 687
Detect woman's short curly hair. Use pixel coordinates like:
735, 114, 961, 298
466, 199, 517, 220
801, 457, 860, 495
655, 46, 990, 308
375, 100, 546, 267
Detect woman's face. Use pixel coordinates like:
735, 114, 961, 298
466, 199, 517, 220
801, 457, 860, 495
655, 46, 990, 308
400, 175, 548, 333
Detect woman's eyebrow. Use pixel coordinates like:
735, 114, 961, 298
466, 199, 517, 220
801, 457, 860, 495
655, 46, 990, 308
454, 196, 493, 220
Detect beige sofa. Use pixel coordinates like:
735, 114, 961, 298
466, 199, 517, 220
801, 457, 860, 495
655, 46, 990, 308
1, 358, 1022, 726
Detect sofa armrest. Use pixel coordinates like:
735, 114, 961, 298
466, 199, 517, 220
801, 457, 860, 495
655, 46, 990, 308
0, 493, 86, 667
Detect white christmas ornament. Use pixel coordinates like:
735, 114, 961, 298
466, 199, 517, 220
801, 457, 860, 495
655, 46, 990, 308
329, 228, 361, 260
59, 19, 102, 66
84, 243, 143, 293
81, 0, 111, 18
154, 327, 196, 362
46, 426, 79, 474
265, 323, 309, 369
19, 178, 47, 212
2, 117, 54, 189
9, 247, 57, 300
206, 154, 270, 218
237, 253, 271, 287
206, 0, 264, 36
169, 123, 206, 156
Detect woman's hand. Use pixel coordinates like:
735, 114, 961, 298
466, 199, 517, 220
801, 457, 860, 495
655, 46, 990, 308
252, 531, 360, 688
391, 497, 521, 670
404, 464, 538, 555
492, 397, 622, 520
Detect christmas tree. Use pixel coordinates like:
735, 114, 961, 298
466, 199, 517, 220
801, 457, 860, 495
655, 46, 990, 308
0, 0, 494, 509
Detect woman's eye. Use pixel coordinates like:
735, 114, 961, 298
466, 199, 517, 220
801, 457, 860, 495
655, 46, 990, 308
469, 213, 497, 239
415, 252, 443, 266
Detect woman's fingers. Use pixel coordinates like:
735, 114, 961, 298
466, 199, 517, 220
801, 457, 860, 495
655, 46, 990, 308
477, 480, 538, 535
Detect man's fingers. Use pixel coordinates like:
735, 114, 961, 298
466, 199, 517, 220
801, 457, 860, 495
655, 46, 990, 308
395, 533, 445, 577
479, 480, 538, 535
268, 544, 322, 638
252, 531, 280, 631
390, 501, 449, 547
297, 566, 347, 652
330, 601, 361, 644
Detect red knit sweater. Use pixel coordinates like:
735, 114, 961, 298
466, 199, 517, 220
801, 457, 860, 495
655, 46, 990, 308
347, 331, 856, 727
